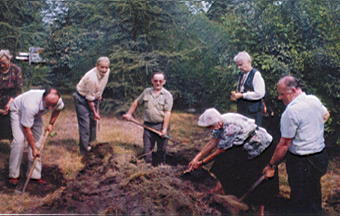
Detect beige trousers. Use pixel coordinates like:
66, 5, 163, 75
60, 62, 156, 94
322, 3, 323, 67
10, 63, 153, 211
9, 110, 43, 179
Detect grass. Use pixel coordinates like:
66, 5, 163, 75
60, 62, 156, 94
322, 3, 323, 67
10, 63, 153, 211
0, 95, 338, 214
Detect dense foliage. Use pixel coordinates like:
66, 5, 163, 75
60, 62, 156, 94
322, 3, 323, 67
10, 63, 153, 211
0, 0, 339, 143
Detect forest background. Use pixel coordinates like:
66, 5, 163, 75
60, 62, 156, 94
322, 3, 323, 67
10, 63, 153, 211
0, 0, 339, 145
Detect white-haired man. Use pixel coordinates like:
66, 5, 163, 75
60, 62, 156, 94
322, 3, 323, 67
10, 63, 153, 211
188, 108, 277, 215
0, 49, 23, 140
73, 57, 110, 153
230, 51, 265, 126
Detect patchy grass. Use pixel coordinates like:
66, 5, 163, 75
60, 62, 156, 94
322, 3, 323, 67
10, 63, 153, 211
0, 95, 339, 214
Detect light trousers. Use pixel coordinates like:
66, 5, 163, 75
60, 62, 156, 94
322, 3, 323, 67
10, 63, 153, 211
9, 110, 43, 179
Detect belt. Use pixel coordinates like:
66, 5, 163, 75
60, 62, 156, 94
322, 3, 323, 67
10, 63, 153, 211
76, 91, 85, 98
289, 149, 325, 158
144, 121, 163, 125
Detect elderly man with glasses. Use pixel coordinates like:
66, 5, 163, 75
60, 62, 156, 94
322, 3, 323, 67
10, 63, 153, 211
123, 71, 173, 165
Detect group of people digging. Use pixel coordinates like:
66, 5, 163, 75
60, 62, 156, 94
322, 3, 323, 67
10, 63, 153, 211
0, 50, 330, 215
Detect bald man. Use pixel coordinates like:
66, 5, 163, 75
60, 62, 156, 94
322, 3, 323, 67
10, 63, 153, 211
8, 88, 64, 186
263, 76, 330, 214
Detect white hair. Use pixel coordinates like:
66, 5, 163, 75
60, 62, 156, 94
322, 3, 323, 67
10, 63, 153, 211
197, 108, 223, 127
233, 51, 252, 63
0, 49, 12, 60
96, 56, 110, 65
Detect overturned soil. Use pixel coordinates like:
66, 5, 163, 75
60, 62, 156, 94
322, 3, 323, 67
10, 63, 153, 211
30, 142, 242, 215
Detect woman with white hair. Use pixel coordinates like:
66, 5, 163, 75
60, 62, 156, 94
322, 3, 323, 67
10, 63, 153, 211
0, 50, 23, 140
188, 108, 278, 215
230, 51, 266, 126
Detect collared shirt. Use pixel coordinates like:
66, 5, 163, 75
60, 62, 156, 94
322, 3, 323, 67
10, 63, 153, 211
10, 89, 64, 128
239, 70, 265, 100
137, 87, 173, 123
212, 113, 272, 159
76, 67, 110, 101
281, 92, 328, 155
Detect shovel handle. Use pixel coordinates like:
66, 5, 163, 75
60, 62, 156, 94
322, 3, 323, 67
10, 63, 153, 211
239, 175, 266, 201
129, 118, 163, 136
127, 117, 182, 145
22, 130, 50, 193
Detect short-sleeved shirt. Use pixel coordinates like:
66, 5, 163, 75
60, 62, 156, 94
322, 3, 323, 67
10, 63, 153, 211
76, 67, 110, 101
10, 89, 64, 128
212, 113, 272, 159
280, 92, 328, 155
136, 87, 173, 123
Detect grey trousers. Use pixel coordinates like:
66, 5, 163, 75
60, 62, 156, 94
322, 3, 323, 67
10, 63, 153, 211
73, 92, 97, 153
143, 122, 168, 164
9, 110, 43, 179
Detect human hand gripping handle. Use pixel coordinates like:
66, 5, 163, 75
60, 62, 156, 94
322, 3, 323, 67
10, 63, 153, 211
188, 158, 203, 172
263, 163, 276, 179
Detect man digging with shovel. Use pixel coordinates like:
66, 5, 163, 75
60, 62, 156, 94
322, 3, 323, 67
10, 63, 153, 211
73, 57, 110, 154
188, 108, 277, 215
8, 88, 64, 186
123, 71, 173, 166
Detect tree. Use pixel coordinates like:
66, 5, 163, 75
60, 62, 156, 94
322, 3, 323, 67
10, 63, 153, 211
0, 0, 47, 52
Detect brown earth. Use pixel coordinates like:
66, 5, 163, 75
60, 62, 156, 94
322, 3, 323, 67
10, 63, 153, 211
0, 97, 339, 215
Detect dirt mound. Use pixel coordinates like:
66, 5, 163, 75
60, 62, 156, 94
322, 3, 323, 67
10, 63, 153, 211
31, 142, 244, 215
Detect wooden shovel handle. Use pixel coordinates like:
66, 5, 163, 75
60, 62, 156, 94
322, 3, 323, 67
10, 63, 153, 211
22, 130, 50, 193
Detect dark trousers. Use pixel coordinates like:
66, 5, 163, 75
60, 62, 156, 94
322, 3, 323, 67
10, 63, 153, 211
143, 122, 167, 164
237, 103, 263, 126
286, 150, 328, 214
244, 112, 262, 126
0, 113, 12, 140
73, 92, 97, 153
211, 145, 279, 206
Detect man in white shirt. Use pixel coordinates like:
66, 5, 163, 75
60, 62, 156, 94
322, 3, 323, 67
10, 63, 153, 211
73, 57, 110, 153
263, 76, 330, 214
230, 51, 265, 126
8, 88, 64, 186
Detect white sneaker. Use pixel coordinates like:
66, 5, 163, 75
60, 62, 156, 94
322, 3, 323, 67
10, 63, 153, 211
87, 146, 92, 151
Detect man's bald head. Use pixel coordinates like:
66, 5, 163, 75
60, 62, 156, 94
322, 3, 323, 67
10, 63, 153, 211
277, 75, 302, 105
43, 88, 60, 109
277, 75, 300, 89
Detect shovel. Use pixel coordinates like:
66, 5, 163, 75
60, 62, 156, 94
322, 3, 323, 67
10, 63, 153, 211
181, 167, 266, 213
15, 130, 50, 194
127, 117, 183, 145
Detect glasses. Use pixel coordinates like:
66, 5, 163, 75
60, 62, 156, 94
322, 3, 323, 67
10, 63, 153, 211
152, 79, 164, 84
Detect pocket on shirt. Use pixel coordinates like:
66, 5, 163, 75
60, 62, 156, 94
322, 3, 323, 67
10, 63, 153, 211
157, 99, 166, 110
143, 96, 150, 108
